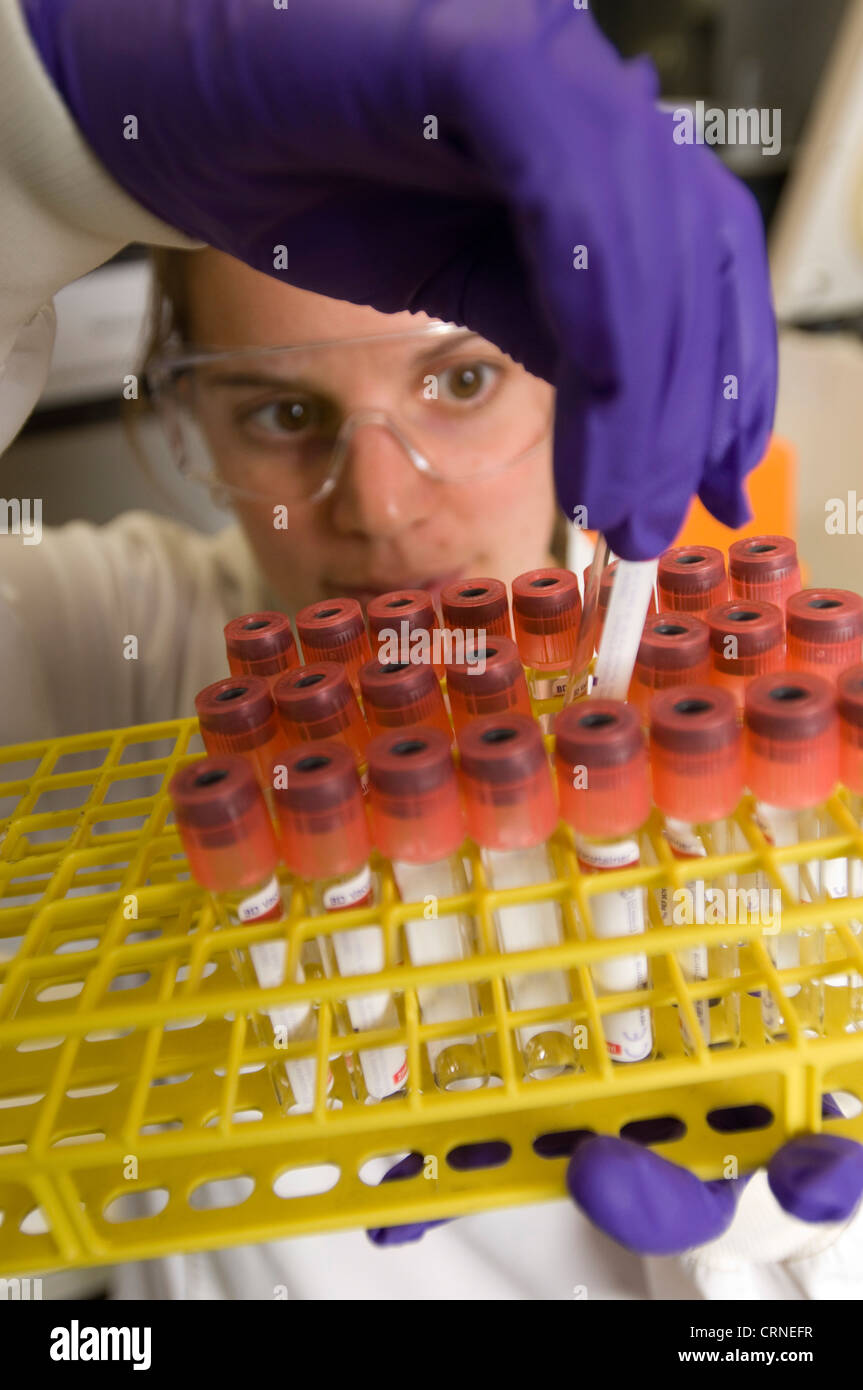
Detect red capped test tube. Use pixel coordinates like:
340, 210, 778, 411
786, 589, 863, 684
744, 672, 840, 1038
832, 665, 863, 1026
440, 577, 512, 642
511, 567, 582, 702
358, 658, 451, 740
457, 714, 577, 1079
555, 700, 654, 1063
628, 613, 711, 722
194, 675, 282, 791
367, 725, 488, 1091
295, 598, 371, 695
839, 665, 863, 801
704, 600, 785, 711
728, 535, 801, 613
224, 611, 300, 689
272, 662, 369, 789
366, 589, 442, 674
445, 635, 532, 737
657, 545, 728, 615
169, 756, 323, 1113
273, 741, 407, 1101
649, 686, 744, 1050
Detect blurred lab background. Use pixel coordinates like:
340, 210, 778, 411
4, 0, 863, 582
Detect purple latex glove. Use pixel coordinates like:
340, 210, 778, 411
23, 0, 776, 559
368, 1101, 863, 1254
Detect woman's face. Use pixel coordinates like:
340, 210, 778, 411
183, 250, 557, 610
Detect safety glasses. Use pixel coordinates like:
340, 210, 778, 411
146, 322, 553, 507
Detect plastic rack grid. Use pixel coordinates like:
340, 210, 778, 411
2, 712, 863, 1276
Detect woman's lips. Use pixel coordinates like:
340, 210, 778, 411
324, 571, 466, 605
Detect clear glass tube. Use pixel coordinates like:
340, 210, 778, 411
309, 864, 408, 1102
219, 874, 331, 1114
822, 790, 863, 1033
753, 804, 824, 1039
575, 833, 655, 1063
391, 855, 488, 1090
482, 843, 579, 1079
659, 816, 740, 1051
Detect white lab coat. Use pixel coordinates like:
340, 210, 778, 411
1, 0, 862, 1300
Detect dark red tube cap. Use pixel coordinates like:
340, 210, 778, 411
272, 663, 369, 757
358, 658, 450, 736
704, 602, 785, 700
367, 589, 437, 642
649, 686, 743, 822
440, 578, 511, 637
838, 664, 863, 796
457, 713, 556, 850
296, 597, 371, 686
744, 672, 839, 808
170, 756, 278, 892
511, 568, 582, 670
658, 546, 728, 613
224, 611, 299, 682
368, 725, 464, 862
272, 740, 370, 880
728, 536, 800, 610
629, 614, 711, 719
555, 700, 650, 837
787, 590, 863, 681
445, 635, 531, 731
195, 678, 281, 786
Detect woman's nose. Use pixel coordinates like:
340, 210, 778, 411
328, 420, 434, 538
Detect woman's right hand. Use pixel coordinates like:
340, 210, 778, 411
22, 0, 775, 560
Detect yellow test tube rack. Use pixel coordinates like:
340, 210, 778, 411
2, 710, 863, 1276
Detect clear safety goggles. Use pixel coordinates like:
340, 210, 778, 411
146, 322, 552, 507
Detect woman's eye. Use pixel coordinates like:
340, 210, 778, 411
243, 398, 320, 436
437, 361, 497, 403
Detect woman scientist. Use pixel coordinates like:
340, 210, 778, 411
1, 0, 861, 1300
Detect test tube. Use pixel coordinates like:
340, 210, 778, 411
194, 676, 282, 791
704, 600, 784, 713
273, 740, 408, 1101
627, 612, 711, 723
830, 665, 863, 1030
358, 658, 451, 740
445, 635, 532, 738
169, 756, 325, 1114
649, 686, 743, 1050
366, 589, 442, 674
786, 589, 863, 685
440, 577, 512, 642
272, 662, 370, 790
744, 672, 841, 1039
554, 700, 655, 1064
457, 713, 578, 1079
511, 567, 582, 702
224, 611, 300, 689
596, 561, 657, 647
657, 545, 728, 616
367, 725, 489, 1090
728, 535, 801, 613
295, 598, 371, 695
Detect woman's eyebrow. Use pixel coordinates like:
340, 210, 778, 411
198, 370, 313, 391
412, 330, 484, 364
